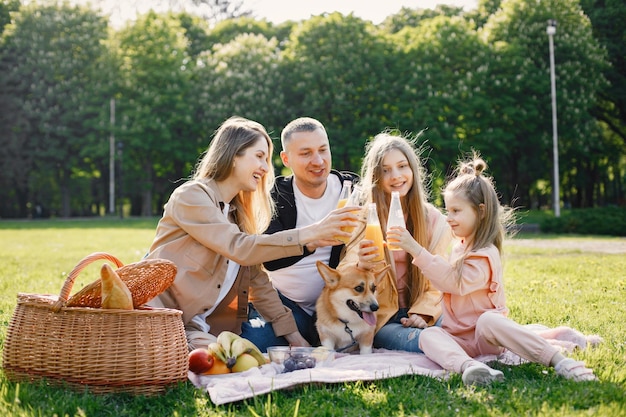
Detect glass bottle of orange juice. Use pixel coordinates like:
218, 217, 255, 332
336, 180, 352, 209
386, 191, 406, 251
335, 181, 359, 243
364, 203, 385, 261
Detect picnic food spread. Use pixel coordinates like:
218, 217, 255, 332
188, 331, 268, 375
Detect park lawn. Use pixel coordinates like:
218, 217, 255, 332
0, 219, 625, 417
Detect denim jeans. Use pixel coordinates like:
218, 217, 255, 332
373, 308, 443, 353
240, 292, 320, 352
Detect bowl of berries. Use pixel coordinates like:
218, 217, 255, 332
267, 346, 335, 373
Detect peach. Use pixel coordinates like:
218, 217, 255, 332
204, 357, 231, 375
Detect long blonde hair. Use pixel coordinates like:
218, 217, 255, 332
193, 116, 275, 234
444, 154, 512, 254
360, 132, 432, 302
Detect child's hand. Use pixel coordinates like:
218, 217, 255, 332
386, 226, 424, 257
400, 314, 428, 329
357, 239, 385, 270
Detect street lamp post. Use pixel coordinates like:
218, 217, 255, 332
109, 98, 115, 214
117, 141, 124, 219
547, 19, 560, 217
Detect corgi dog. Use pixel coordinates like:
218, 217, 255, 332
315, 261, 390, 354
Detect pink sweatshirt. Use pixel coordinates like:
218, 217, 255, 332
412, 242, 508, 340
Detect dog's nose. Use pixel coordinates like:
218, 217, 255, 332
371, 303, 379, 312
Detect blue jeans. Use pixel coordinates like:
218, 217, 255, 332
373, 308, 443, 353
240, 292, 320, 352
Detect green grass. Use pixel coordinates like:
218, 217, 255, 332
1, 219, 625, 416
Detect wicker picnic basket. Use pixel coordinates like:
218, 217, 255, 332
2, 252, 189, 395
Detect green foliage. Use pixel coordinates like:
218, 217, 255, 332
114, 11, 197, 216
0, 1, 623, 218
391, 15, 491, 181
175, 11, 212, 58
0, 2, 111, 217
481, 0, 609, 208
282, 13, 398, 171
0, 0, 19, 35
194, 32, 285, 139
204, 16, 278, 50
540, 206, 626, 236
0, 223, 624, 415
380, 4, 465, 34
580, 0, 626, 142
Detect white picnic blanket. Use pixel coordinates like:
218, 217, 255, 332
189, 325, 601, 405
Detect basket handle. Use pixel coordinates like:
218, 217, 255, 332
52, 252, 125, 311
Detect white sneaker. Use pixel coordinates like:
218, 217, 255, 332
554, 358, 597, 382
461, 362, 504, 386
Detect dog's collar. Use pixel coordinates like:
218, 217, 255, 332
335, 318, 358, 353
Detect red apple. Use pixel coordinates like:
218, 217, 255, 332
188, 348, 214, 374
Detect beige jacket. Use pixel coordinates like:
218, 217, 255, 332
338, 203, 453, 333
146, 178, 304, 337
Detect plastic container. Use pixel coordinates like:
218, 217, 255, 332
267, 346, 335, 372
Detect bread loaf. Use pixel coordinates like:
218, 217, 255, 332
100, 263, 133, 310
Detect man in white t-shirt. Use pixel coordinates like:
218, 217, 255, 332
245, 117, 358, 346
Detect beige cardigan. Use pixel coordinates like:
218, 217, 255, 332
146, 178, 305, 337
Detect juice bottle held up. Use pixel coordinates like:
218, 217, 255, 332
336, 180, 352, 209
364, 203, 385, 262
335, 181, 363, 243
386, 191, 406, 251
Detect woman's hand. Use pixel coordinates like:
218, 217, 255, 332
386, 226, 424, 258
356, 239, 386, 271
299, 206, 361, 247
400, 314, 429, 329
284, 331, 311, 347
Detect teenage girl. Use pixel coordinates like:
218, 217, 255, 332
339, 132, 453, 353
386, 154, 597, 385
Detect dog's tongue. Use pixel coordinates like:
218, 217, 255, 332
363, 311, 377, 326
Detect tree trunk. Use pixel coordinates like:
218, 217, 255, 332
141, 160, 153, 217
60, 168, 71, 218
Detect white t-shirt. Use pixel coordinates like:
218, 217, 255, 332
268, 176, 342, 315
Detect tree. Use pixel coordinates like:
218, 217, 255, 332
112, 0, 251, 25
193, 32, 285, 143
389, 15, 495, 198
0, 2, 111, 217
203, 16, 279, 48
172, 0, 251, 24
381, 4, 465, 34
281, 13, 399, 171
114, 11, 195, 216
0, 0, 19, 35
481, 0, 610, 208
580, 0, 626, 205
579, 0, 626, 142
466, 0, 502, 29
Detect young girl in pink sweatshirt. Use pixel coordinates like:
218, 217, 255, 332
386, 154, 597, 386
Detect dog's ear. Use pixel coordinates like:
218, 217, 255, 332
372, 265, 391, 286
316, 260, 341, 288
